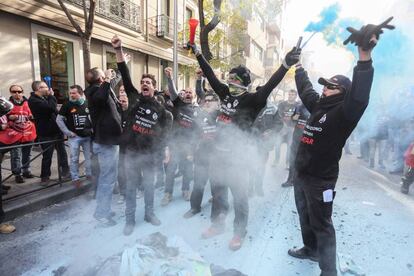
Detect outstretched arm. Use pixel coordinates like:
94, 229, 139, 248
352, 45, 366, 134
111, 35, 138, 97
295, 64, 319, 113
164, 67, 179, 101
343, 44, 375, 122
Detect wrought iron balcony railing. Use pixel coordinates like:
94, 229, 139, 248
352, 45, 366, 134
66, 0, 141, 32
148, 14, 180, 41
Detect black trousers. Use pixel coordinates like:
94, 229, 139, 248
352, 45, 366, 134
165, 143, 193, 194
190, 147, 213, 211
209, 150, 248, 236
286, 140, 300, 183
294, 174, 337, 275
38, 135, 69, 178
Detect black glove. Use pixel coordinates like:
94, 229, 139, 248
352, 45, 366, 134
186, 42, 201, 56
343, 17, 395, 51
283, 47, 301, 68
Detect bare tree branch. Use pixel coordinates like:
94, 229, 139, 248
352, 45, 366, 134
85, 0, 97, 38
57, 0, 85, 38
82, 0, 88, 31
199, 0, 223, 60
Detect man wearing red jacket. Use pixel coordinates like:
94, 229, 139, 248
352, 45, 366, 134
401, 140, 414, 194
6, 85, 37, 183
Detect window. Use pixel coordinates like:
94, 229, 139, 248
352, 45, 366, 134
252, 8, 265, 31
251, 41, 263, 62
160, 59, 171, 91
37, 34, 74, 104
106, 52, 117, 70
186, 7, 193, 21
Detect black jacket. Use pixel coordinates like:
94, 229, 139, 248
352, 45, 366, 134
117, 62, 171, 153
28, 92, 61, 137
196, 54, 288, 150
85, 82, 123, 145
295, 60, 374, 180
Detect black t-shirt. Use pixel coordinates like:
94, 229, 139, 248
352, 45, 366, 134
59, 101, 92, 137
278, 101, 299, 127
172, 98, 200, 143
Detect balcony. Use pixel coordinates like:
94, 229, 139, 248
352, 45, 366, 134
66, 0, 141, 32
148, 14, 181, 41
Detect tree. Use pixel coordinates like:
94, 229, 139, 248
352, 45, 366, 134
198, 0, 223, 61
57, 0, 96, 73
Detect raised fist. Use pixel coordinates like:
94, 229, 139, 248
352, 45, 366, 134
111, 35, 122, 49
164, 67, 173, 79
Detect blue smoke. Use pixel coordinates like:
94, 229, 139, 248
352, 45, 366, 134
304, 3, 341, 33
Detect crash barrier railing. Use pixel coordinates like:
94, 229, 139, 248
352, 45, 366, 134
1, 138, 87, 200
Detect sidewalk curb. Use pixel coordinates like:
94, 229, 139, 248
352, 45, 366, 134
3, 179, 92, 221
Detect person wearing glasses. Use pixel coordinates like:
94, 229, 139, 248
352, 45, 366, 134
288, 38, 377, 276
5, 85, 37, 183
28, 81, 70, 185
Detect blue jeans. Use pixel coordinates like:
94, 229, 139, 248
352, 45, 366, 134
68, 136, 92, 180
10, 144, 32, 175
93, 142, 119, 219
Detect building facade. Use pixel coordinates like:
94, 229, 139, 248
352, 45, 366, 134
0, 0, 200, 101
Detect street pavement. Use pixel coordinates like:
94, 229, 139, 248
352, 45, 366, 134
1, 146, 413, 276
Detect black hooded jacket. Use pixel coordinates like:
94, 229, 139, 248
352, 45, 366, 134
294, 60, 374, 180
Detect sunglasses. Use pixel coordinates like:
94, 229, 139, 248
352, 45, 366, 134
325, 84, 342, 90
11, 90, 23, 94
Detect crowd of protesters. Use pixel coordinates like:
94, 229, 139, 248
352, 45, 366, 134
0, 18, 411, 276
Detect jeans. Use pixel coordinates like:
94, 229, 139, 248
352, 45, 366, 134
125, 151, 156, 223
38, 135, 69, 178
274, 126, 294, 166
294, 173, 337, 275
93, 142, 119, 219
10, 144, 33, 175
68, 136, 92, 180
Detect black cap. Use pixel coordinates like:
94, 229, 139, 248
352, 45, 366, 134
229, 65, 251, 87
318, 75, 352, 94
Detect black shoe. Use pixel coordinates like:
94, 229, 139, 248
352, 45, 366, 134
22, 172, 35, 178
144, 213, 161, 226
281, 181, 293, 188
183, 208, 200, 219
15, 175, 25, 183
2, 185, 11, 190
123, 222, 135, 236
288, 246, 319, 262
1, 190, 8, 195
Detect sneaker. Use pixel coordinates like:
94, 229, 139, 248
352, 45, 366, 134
287, 246, 319, 262
40, 177, 50, 187
182, 190, 191, 201
144, 213, 161, 226
22, 172, 35, 178
123, 222, 135, 236
229, 235, 244, 251
15, 175, 25, 183
161, 193, 172, 206
72, 179, 82, 188
94, 216, 117, 228
0, 223, 16, 234
61, 170, 71, 179
183, 208, 200, 219
281, 181, 293, 188
201, 225, 225, 239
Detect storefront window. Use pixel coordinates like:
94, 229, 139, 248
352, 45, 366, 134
38, 34, 74, 104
